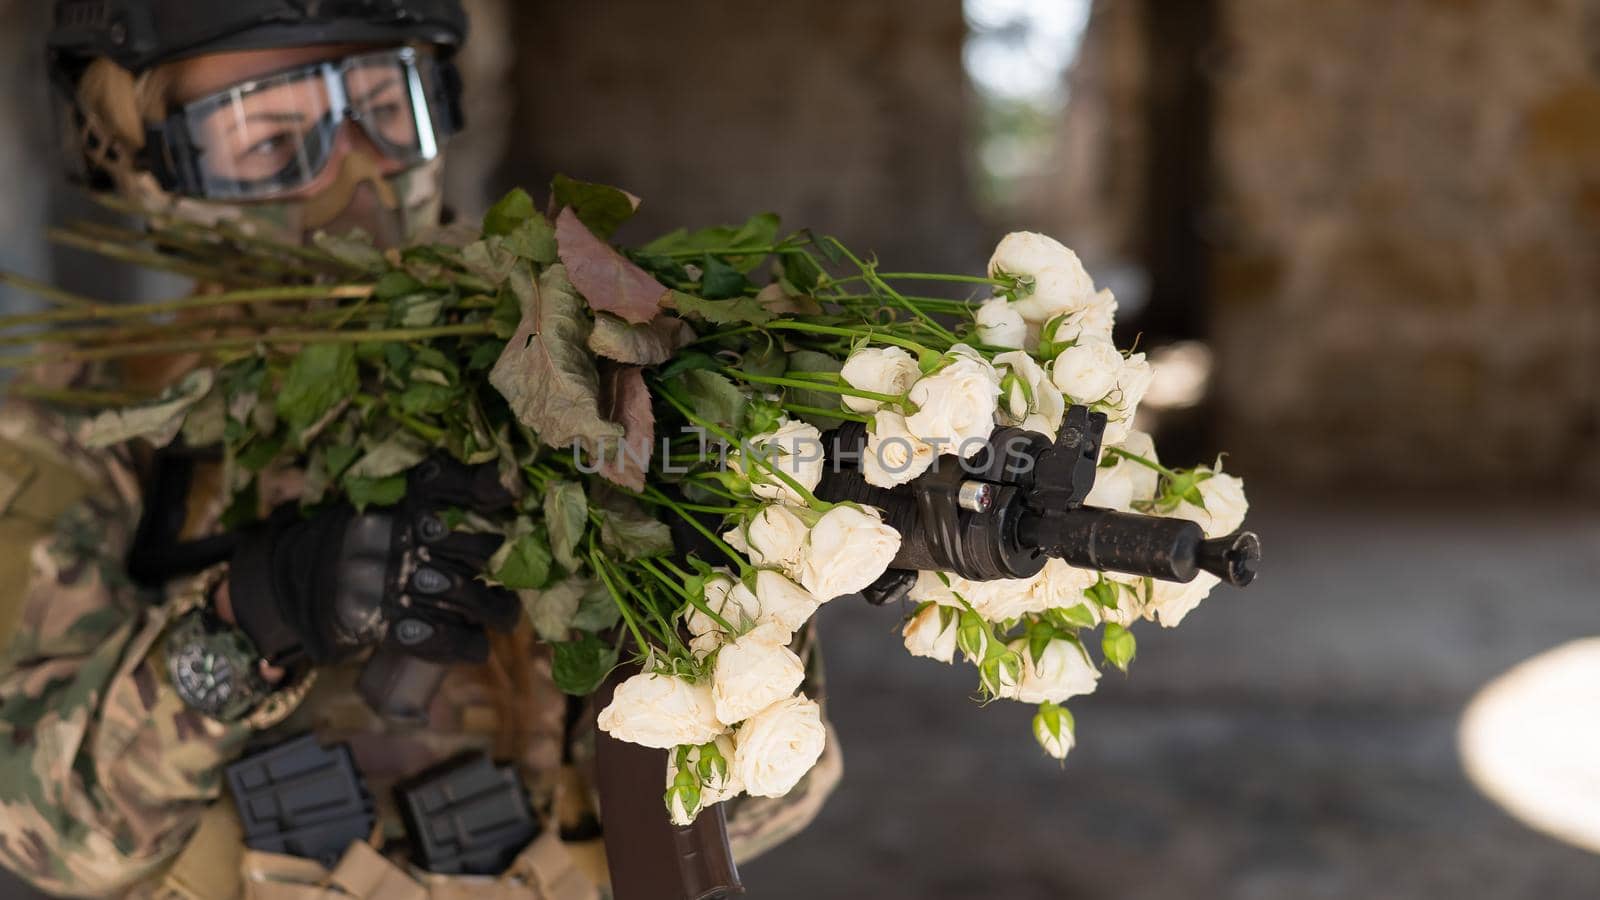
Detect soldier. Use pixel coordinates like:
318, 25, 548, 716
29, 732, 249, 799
0, 3, 839, 897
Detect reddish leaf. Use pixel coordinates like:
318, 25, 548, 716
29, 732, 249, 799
598, 366, 655, 492
556, 207, 667, 325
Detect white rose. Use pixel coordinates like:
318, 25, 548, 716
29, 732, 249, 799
712, 623, 806, 725
795, 505, 902, 601
1045, 288, 1117, 344
901, 603, 958, 663
725, 504, 810, 572
665, 735, 742, 825
1032, 704, 1076, 760
732, 419, 824, 503
904, 348, 1001, 458
1175, 471, 1249, 537
752, 570, 820, 638
733, 694, 827, 798
689, 630, 722, 663
1109, 352, 1154, 416
994, 351, 1065, 439
989, 233, 1098, 324
1015, 265, 1098, 324
686, 572, 760, 637
863, 411, 936, 488
1098, 575, 1148, 626
666, 734, 741, 797
1110, 431, 1160, 501
1147, 571, 1220, 627
989, 231, 1078, 281
1035, 558, 1100, 611
598, 673, 726, 749
908, 570, 960, 607
963, 575, 1052, 623
1050, 338, 1123, 404
1002, 638, 1101, 704
840, 346, 921, 414
974, 297, 1027, 349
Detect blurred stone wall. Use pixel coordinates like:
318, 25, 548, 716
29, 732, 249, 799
1208, 0, 1600, 492
495, 0, 985, 274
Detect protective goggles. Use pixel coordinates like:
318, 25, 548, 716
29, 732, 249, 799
143, 47, 462, 202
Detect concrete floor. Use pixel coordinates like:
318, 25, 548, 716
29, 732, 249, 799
743, 495, 1600, 899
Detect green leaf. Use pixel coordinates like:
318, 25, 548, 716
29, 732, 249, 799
325, 444, 361, 480
675, 369, 747, 432
467, 341, 504, 372
1086, 577, 1118, 611
1050, 603, 1098, 630
520, 576, 587, 642
484, 188, 537, 236
699, 255, 751, 300
343, 474, 407, 511
387, 292, 444, 328
396, 381, 458, 416
236, 432, 286, 473
571, 579, 622, 632
488, 263, 626, 454
597, 504, 674, 561
375, 271, 422, 299
551, 632, 619, 696
504, 216, 559, 266
587, 313, 696, 366
640, 213, 780, 272
550, 175, 638, 239
82, 369, 215, 449
778, 250, 824, 293
783, 350, 846, 430
491, 526, 556, 590
313, 230, 385, 270
277, 344, 357, 438
1102, 622, 1136, 672
461, 238, 519, 284
670, 290, 774, 326
347, 433, 429, 480
544, 481, 589, 572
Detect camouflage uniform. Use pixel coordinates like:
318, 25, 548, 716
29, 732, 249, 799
0, 396, 840, 898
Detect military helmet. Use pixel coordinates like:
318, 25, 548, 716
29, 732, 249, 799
48, 0, 468, 83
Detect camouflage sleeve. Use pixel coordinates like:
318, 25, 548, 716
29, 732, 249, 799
0, 404, 252, 896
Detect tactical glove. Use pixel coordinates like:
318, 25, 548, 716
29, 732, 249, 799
230, 457, 520, 667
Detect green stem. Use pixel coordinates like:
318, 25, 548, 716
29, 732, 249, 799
641, 558, 737, 635
1104, 446, 1180, 480
4, 383, 155, 407
759, 320, 936, 357
47, 228, 272, 286
0, 272, 100, 310
0, 322, 493, 368
720, 367, 900, 405
0, 284, 374, 331
611, 564, 691, 656
779, 402, 869, 423
638, 482, 751, 571
589, 548, 654, 657
657, 387, 830, 510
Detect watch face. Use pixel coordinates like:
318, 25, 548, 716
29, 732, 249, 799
171, 642, 239, 718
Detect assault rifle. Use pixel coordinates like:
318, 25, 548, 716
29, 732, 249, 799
594, 404, 1261, 900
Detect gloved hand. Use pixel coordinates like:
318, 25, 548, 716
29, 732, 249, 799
230, 457, 520, 667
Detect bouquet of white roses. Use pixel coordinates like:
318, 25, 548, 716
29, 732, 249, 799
0, 178, 1249, 826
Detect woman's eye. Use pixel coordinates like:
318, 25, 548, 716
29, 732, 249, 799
369, 102, 404, 121
242, 133, 294, 159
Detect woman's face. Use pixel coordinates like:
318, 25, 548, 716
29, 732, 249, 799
166, 43, 414, 203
